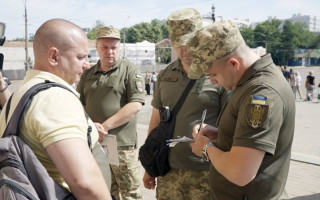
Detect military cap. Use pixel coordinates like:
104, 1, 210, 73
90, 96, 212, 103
96, 26, 120, 39
187, 20, 245, 79
167, 8, 203, 48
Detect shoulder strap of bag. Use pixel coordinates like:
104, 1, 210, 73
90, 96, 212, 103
170, 79, 196, 120
3, 80, 92, 149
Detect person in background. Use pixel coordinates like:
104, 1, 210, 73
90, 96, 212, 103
289, 68, 296, 94
282, 66, 290, 82
187, 20, 295, 200
0, 72, 11, 108
0, 19, 112, 200
152, 71, 157, 94
143, 8, 230, 200
145, 72, 151, 95
77, 25, 145, 200
294, 71, 302, 99
305, 70, 316, 101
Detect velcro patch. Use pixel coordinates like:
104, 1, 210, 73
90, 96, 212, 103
246, 96, 269, 128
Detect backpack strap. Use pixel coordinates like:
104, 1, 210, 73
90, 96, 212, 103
2, 80, 92, 150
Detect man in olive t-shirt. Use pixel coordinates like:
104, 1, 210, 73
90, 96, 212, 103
188, 21, 295, 200
77, 26, 145, 200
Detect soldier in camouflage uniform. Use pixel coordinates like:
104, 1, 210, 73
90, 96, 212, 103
142, 8, 230, 200
77, 26, 145, 200
188, 20, 295, 200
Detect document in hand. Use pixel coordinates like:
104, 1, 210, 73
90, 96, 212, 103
101, 135, 119, 166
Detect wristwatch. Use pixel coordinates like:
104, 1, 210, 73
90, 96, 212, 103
202, 142, 216, 162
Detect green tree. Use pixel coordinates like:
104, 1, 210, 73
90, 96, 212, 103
240, 26, 254, 47
87, 20, 105, 40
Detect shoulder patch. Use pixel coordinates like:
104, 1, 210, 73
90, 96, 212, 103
135, 80, 143, 92
246, 95, 269, 128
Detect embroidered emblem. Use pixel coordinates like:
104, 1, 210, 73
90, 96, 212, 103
136, 73, 141, 78
246, 96, 268, 128
136, 80, 143, 92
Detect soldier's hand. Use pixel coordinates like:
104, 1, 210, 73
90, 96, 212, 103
143, 171, 156, 190
94, 122, 108, 143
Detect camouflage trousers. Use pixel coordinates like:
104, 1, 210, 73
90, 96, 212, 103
110, 146, 143, 200
156, 168, 210, 200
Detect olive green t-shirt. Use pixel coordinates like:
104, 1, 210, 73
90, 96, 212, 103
152, 59, 230, 170
77, 59, 145, 146
210, 54, 295, 200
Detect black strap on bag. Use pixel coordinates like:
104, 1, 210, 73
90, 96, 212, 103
170, 79, 196, 122
139, 79, 196, 177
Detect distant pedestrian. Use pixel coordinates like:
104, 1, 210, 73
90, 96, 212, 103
145, 72, 151, 95
294, 71, 302, 99
289, 68, 296, 93
305, 70, 316, 101
282, 66, 290, 82
151, 71, 157, 93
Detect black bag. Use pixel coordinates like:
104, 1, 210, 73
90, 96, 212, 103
139, 120, 175, 177
0, 81, 91, 200
139, 80, 195, 177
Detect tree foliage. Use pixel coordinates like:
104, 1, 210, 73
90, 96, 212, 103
120, 19, 169, 43
84, 17, 319, 66
240, 19, 319, 65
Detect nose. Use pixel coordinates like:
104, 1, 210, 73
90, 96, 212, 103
83, 57, 90, 69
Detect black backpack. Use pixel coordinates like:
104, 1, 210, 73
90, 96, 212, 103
0, 81, 82, 200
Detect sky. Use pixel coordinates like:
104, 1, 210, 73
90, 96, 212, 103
1, 0, 320, 40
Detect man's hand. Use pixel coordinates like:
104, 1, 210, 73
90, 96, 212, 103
143, 171, 156, 190
190, 123, 217, 157
94, 122, 108, 143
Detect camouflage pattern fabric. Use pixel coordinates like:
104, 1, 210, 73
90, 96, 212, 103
187, 20, 245, 79
167, 8, 202, 48
97, 26, 120, 39
156, 168, 210, 200
110, 147, 142, 200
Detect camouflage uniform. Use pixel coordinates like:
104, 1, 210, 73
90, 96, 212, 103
151, 8, 230, 200
187, 21, 295, 200
77, 26, 144, 200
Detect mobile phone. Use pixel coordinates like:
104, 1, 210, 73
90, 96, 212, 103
198, 109, 207, 132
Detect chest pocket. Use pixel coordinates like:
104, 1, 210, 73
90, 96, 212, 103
96, 74, 117, 88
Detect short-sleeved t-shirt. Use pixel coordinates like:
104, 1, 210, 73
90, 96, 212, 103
77, 59, 145, 146
210, 54, 295, 200
152, 59, 230, 170
0, 69, 111, 190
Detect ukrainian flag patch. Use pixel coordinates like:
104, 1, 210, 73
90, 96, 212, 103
246, 95, 269, 128
136, 73, 141, 78
251, 95, 267, 105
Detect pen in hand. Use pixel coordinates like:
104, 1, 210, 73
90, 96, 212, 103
198, 109, 207, 133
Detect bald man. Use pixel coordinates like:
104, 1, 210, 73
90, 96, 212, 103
0, 19, 112, 200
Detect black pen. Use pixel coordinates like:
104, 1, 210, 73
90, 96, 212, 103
198, 109, 207, 133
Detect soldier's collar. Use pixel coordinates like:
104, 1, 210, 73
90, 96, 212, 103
237, 54, 273, 87
94, 60, 120, 74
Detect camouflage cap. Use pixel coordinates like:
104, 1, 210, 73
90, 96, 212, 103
168, 8, 202, 48
96, 26, 120, 39
187, 20, 244, 79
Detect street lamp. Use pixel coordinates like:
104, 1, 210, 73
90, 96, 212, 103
122, 16, 130, 60
21, 0, 29, 71
211, 4, 216, 22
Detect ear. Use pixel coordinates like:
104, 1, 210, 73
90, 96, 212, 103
48, 47, 59, 66
228, 58, 240, 71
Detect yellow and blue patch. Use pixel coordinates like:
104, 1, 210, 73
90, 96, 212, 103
251, 95, 267, 105
136, 73, 142, 78
246, 95, 269, 129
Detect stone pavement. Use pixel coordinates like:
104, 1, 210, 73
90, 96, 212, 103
7, 80, 320, 200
